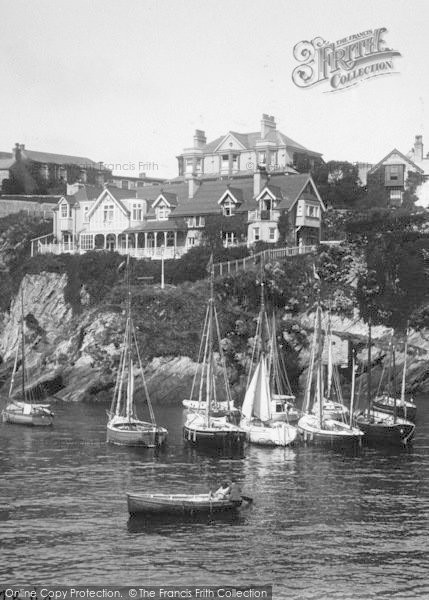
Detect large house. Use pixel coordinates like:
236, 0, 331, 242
37, 169, 325, 259
1, 144, 111, 195
176, 114, 322, 178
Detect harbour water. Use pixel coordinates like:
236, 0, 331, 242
1, 398, 428, 599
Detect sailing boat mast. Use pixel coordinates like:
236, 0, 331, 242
350, 347, 356, 430
367, 317, 372, 415
205, 259, 215, 427
401, 323, 409, 415
316, 306, 323, 430
20, 287, 26, 402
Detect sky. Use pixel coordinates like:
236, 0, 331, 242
1, 0, 428, 177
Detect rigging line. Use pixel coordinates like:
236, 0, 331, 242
189, 303, 210, 403
8, 340, 20, 398
116, 317, 129, 416
110, 321, 128, 416
303, 311, 318, 415
213, 304, 233, 407
132, 322, 156, 425
198, 299, 212, 410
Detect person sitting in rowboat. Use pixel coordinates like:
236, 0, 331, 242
228, 481, 242, 502
212, 481, 231, 500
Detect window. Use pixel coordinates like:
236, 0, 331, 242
187, 236, 195, 247
196, 159, 202, 173
296, 203, 303, 217
222, 198, 235, 217
253, 227, 260, 242
83, 206, 90, 222
390, 189, 403, 203
122, 180, 129, 190
103, 204, 114, 222
223, 232, 236, 246
60, 203, 69, 218
132, 203, 142, 221
80, 234, 94, 250
221, 155, 229, 171
385, 164, 404, 186
389, 165, 399, 180
306, 205, 319, 218
258, 151, 266, 165
232, 154, 239, 170
185, 158, 193, 174
269, 227, 276, 241
157, 205, 170, 220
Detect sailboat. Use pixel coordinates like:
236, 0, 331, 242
106, 262, 167, 447
268, 315, 301, 424
354, 322, 415, 446
183, 262, 246, 449
313, 313, 350, 423
372, 326, 416, 422
297, 305, 364, 447
239, 281, 297, 447
2, 289, 54, 426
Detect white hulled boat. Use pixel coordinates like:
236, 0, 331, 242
298, 305, 364, 448
107, 261, 167, 447
240, 280, 297, 447
2, 288, 54, 427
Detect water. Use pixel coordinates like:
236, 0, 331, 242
1, 398, 428, 599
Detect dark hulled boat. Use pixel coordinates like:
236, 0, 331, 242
127, 491, 249, 516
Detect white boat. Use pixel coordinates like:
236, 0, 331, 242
2, 288, 54, 427
183, 261, 246, 450
240, 280, 297, 447
298, 305, 364, 448
268, 315, 301, 424
107, 261, 167, 447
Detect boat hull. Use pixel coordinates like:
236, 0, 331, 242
372, 397, 417, 422
2, 405, 53, 427
107, 421, 168, 447
240, 420, 297, 447
127, 492, 243, 516
298, 414, 363, 447
183, 424, 246, 449
355, 412, 415, 446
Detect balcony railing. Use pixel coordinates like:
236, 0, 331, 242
248, 209, 280, 222
34, 241, 187, 260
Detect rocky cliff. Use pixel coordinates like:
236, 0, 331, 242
0, 272, 428, 406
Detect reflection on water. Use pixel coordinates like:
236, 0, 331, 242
0, 398, 428, 599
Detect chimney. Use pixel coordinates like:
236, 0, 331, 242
14, 143, 23, 160
261, 114, 276, 138
253, 167, 267, 196
193, 129, 206, 149
188, 176, 200, 199
414, 135, 423, 162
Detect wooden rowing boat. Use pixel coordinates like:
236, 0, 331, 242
126, 491, 252, 516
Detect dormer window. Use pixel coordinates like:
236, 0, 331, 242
157, 205, 170, 220
222, 198, 235, 217
60, 203, 69, 218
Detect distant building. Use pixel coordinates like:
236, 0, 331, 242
176, 114, 323, 178
366, 135, 429, 207
107, 173, 166, 191
1, 144, 111, 195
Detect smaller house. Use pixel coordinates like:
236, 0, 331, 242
367, 136, 428, 207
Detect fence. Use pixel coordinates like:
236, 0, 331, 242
212, 244, 316, 277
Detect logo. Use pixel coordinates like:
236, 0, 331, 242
292, 28, 401, 92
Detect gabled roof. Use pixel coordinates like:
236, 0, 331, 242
217, 187, 244, 204
73, 184, 104, 202
87, 187, 133, 218
21, 148, 103, 168
59, 195, 78, 207
195, 129, 322, 157
137, 182, 189, 206
367, 148, 425, 176
152, 191, 178, 208
0, 158, 14, 169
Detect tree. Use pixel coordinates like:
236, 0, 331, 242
311, 161, 364, 209
277, 211, 293, 244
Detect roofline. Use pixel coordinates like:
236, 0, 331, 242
367, 148, 425, 176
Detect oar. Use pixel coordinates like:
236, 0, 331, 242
241, 495, 253, 503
